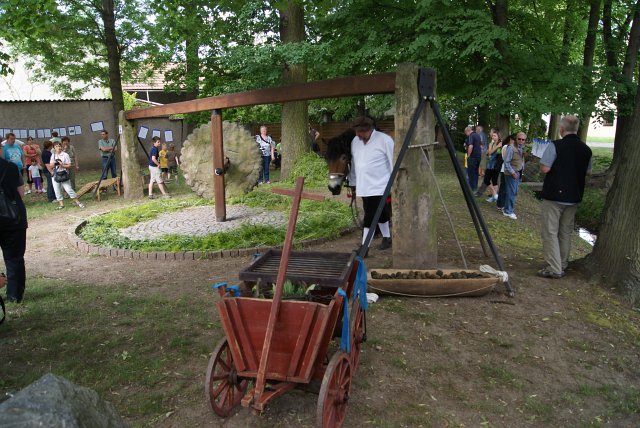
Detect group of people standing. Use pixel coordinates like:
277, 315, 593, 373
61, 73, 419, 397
2, 132, 83, 209
466, 126, 526, 220
465, 115, 592, 279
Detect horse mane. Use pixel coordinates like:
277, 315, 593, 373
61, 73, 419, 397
324, 128, 356, 161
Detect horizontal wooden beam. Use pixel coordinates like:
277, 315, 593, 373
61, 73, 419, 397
125, 72, 396, 120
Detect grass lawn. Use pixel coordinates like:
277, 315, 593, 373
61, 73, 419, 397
586, 135, 614, 144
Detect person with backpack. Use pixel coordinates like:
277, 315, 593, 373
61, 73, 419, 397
0, 155, 27, 304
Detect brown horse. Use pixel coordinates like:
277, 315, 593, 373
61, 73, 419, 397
325, 129, 356, 195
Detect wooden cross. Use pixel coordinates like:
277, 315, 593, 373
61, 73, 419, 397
252, 176, 325, 405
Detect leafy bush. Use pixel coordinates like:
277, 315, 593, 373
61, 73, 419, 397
590, 148, 613, 173
282, 152, 329, 188
576, 187, 606, 233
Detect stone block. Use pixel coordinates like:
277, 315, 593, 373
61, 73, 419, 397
0, 373, 127, 428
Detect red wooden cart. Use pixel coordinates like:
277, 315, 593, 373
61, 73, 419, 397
205, 178, 367, 427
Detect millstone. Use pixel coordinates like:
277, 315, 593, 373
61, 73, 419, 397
180, 121, 262, 198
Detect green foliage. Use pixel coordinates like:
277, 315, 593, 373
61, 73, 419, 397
590, 148, 614, 173
281, 152, 329, 188
0, 0, 148, 99
123, 91, 137, 111
576, 187, 606, 233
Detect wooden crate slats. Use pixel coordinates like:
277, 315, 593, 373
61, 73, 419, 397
287, 306, 318, 378
227, 300, 258, 372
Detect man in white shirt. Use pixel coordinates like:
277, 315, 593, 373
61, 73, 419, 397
350, 116, 394, 256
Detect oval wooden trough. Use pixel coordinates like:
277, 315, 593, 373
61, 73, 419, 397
367, 269, 499, 297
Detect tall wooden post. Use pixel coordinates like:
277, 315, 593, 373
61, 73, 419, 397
392, 64, 438, 267
118, 110, 142, 199
211, 109, 227, 221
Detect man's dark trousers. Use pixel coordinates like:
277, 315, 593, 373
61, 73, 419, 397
467, 156, 480, 191
0, 228, 26, 302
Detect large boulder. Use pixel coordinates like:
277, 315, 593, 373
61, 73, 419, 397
0, 373, 127, 427
180, 121, 262, 199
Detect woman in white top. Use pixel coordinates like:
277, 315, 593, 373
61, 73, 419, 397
255, 125, 275, 184
48, 141, 84, 209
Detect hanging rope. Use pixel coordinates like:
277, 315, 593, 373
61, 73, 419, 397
415, 145, 468, 269
346, 186, 362, 228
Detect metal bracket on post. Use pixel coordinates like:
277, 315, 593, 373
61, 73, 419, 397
418, 67, 435, 101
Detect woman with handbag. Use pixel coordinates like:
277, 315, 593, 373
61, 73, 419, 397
48, 141, 84, 210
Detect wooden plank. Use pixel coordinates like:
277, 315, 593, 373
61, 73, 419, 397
227, 300, 258, 372
252, 178, 319, 407
271, 187, 325, 202
211, 110, 226, 221
287, 306, 317, 377
125, 73, 396, 120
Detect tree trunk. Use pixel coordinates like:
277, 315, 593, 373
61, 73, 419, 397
495, 114, 510, 140
550, 1, 576, 141
578, 0, 601, 143
489, 0, 509, 138
477, 104, 490, 130
184, 38, 200, 135
603, 0, 640, 182
548, 114, 560, 140
589, 82, 640, 303
101, 0, 124, 129
279, 0, 308, 180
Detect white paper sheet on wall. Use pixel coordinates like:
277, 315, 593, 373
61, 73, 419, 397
59, 127, 67, 137
19, 129, 27, 139
68, 127, 76, 136
75, 125, 82, 135
44, 129, 51, 138
28, 130, 36, 138
164, 130, 173, 142
37, 129, 45, 138
90, 121, 104, 132
152, 129, 161, 139
138, 126, 149, 139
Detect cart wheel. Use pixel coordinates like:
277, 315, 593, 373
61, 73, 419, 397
205, 338, 248, 417
351, 307, 365, 372
316, 352, 352, 428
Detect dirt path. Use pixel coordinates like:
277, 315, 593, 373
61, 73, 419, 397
21, 197, 640, 427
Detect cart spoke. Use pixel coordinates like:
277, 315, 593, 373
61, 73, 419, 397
212, 379, 228, 399
217, 358, 230, 372
210, 373, 227, 382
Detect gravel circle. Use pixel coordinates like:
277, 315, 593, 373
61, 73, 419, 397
119, 205, 286, 241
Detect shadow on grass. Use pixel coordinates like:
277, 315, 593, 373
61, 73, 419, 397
0, 277, 220, 423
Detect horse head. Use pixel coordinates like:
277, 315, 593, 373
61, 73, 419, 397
325, 129, 355, 195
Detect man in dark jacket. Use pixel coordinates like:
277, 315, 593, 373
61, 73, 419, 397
538, 115, 592, 279
0, 156, 28, 302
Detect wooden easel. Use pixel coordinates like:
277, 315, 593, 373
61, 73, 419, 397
251, 177, 325, 407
